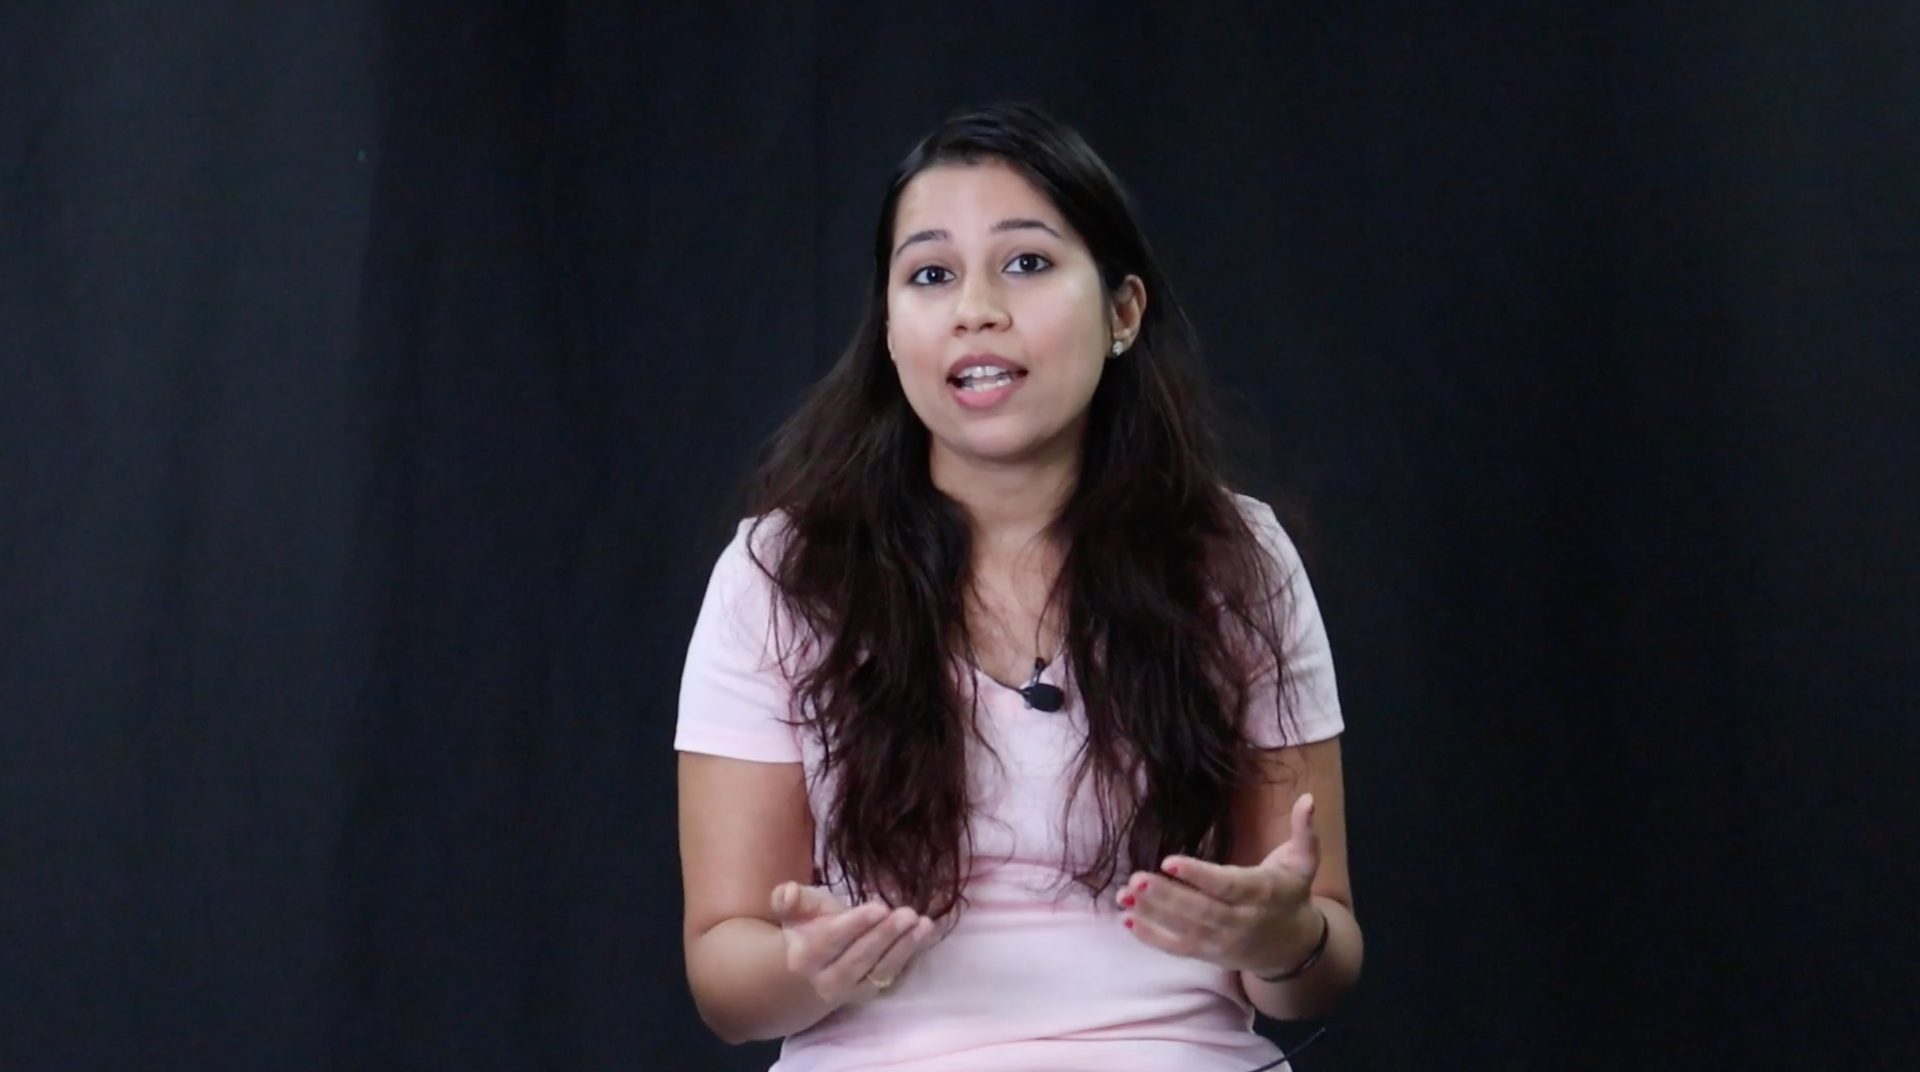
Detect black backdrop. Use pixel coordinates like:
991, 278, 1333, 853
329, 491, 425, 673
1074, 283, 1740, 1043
4, 3, 1915, 1070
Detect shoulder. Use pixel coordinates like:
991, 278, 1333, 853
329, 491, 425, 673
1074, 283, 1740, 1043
710, 510, 797, 581
690, 512, 803, 643
1228, 491, 1306, 581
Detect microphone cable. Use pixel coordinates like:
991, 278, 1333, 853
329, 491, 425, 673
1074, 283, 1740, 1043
1238, 1022, 1331, 1071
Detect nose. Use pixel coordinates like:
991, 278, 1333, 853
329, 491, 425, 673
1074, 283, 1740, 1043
951, 272, 1008, 334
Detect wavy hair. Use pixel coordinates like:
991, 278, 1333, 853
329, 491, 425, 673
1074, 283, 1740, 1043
746, 103, 1302, 917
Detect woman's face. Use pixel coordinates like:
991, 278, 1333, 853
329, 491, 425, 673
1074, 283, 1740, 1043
885, 159, 1142, 471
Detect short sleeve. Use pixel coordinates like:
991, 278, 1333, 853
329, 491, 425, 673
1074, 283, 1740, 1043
674, 517, 806, 764
1238, 497, 1346, 748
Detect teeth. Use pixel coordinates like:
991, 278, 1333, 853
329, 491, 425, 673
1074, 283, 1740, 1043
955, 369, 1016, 390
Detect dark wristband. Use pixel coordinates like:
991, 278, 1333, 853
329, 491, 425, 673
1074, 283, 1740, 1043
1254, 907, 1331, 983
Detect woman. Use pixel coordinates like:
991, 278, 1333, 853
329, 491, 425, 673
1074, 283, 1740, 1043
677, 103, 1360, 1071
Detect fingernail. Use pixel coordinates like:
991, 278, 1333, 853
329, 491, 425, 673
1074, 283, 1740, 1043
1165, 861, 1182, 877
1123, 918, 1136, 930
1136, 879, 1151, 893
1119, 893, 1136, 908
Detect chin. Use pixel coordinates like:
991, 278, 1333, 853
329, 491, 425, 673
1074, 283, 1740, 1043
937, 425, 1062, 467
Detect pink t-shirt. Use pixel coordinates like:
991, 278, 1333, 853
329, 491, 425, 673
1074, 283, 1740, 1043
675, 497, 1345, 1072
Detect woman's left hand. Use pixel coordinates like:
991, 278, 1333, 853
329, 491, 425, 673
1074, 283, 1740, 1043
1116, 792, 1324, 976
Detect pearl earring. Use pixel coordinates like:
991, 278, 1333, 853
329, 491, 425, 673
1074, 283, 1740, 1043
1110, 340, 1126, 356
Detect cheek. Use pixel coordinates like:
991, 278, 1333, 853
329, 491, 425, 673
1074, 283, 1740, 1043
886, 306, 948, 369
1037, 267, 1105, 336
1021, 293, 1109, 376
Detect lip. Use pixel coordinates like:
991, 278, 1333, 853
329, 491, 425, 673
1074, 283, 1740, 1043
945, 353, 1028, 411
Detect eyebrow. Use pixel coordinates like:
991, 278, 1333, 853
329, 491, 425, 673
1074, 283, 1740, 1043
891, 217, 1065, 261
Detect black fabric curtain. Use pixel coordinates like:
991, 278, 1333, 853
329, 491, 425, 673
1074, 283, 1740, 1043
4, 4, 1913, 1069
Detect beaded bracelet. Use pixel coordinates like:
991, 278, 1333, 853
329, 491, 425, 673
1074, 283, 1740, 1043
1254, 907, 1331, 983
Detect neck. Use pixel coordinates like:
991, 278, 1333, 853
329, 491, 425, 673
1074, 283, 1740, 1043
930, 439, 1078, 562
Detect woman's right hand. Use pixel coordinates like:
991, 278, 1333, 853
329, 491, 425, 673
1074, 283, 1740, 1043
770, 881, 940, 1006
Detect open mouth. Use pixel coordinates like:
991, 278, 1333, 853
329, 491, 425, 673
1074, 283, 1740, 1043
949, 368, 1026, 392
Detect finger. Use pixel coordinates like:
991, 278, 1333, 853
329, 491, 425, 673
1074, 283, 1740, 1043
1126, 876, 1248, 960
771, 882, 846, 924
1157, 856, 1261, 904
1296, 793, 1323, 868
792, 902, 891, 974
802, 884, 852, 918
1121, 873, 1235, 934
1123, 909, 1197, 960
1266, 794, 1321, 880
863, 914, 938, 989
817, 907, 919, 994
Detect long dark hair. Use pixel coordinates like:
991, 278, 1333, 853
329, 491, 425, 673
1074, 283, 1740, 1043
747, 103, 1301, 917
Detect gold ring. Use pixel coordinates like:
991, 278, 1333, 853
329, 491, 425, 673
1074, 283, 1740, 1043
868, 975, 894, 991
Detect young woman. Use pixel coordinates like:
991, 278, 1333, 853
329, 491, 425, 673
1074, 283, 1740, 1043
677, 103, 1360, 1071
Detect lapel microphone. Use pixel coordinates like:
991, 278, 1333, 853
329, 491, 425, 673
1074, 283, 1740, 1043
1018, 657, 1065, 713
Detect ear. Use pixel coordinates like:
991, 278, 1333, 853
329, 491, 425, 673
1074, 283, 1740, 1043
1108, 275, 1147, 355
885, 324, 897, 363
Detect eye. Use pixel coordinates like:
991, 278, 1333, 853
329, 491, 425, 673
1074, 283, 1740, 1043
1006, 252, 1053, 275
908, 265, 954, 286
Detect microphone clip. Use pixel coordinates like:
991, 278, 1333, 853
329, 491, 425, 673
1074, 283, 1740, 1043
1018, 657, 1065, 713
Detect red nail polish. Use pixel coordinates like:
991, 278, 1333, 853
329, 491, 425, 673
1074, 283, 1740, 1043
1137, 879, 1151, 893
1123, 918, 1135, 929
1119, 894, 1136, 908
1165, 862, 1181, 877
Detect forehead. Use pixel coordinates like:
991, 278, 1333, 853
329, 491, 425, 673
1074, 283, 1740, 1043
892, 159, 1065, 234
